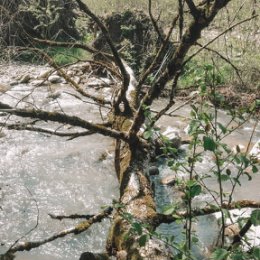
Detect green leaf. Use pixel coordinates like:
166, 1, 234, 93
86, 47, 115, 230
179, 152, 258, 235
217, 123, 227, 134
192, 236, 199, 243
252, 165, 258, 173
211, 248, 229, 260
220, 174, 230, 181
163, 205, 175, 215
230, 252, 245, 260
203, 136, 216, 151
240, 155, 250, 168
252, 247, 260, 260
132, 222, 142, 235
189, 184, 202, 198
143, 130, 152, 140
251, 210, 260, 226
138, 234, 149, 247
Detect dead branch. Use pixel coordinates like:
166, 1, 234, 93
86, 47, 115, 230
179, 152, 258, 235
48, 213, 94, 220
0, 122, 95, 138
136, 14, 179, 100
148, 0, 165, 43
0, 102, 128, 141
32, 37, 113, 59
75, 0, 131, 112
6, 207, 113, 254
157, 200, 260, 225
184, 14, 258, 66
229, 219, 252, 249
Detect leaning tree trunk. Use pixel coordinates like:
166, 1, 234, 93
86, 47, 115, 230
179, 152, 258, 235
106, 135, 169, 259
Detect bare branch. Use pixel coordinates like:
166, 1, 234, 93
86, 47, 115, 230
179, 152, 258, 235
48, 213, 94, 220
148, 0, 164, 42
184, 14, 258, 66
137, 14, 179, 97
0, 122, 95, 138
75, 0, 130, 111
128, 0, 234, 138
6, 207, 113, 254
0, 102, 128, 141
185, 0, 200, 18
157, 200, 260, 225
32, 37, 113, 60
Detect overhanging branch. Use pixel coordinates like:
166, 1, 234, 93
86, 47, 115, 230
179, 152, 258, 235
0, 102, 128, 141
75, 0, 131, 111
6, 207, 113, 254
157, 200, 260, 225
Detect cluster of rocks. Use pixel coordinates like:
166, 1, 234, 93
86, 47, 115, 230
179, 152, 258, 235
9, 62, 114, 89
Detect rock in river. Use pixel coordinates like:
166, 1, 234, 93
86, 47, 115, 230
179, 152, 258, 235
19, 74, 31, 84
148, 166, 159, 176
160, 175, 176, 185
48, 75, 63, 83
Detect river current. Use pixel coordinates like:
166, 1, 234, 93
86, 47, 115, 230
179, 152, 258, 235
0, 63, 259, 259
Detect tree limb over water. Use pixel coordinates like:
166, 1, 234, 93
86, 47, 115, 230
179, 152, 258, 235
4, 207, 112, 255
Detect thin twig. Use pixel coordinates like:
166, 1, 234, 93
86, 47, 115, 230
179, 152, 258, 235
184, 15, 258, 66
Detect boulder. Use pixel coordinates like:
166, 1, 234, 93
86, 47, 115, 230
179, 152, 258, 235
160, 175, 176, 185
250, 139, 260, 162
0, 84, 10, 93
162, 126, 182, 149
48, 75, 63, 84
31, 79, 46, 86
148, 166, 159, 176
37, 70, 51, 79
79, 252, 109, 260
19, 74, 30, 84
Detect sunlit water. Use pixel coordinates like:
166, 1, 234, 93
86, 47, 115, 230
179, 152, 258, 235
0, 65, 119, 260
0, 64, 259, 259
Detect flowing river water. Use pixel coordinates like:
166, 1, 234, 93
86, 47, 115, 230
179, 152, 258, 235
0, 63, 259, 259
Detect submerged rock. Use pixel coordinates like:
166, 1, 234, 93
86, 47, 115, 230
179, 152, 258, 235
79, 252, 109, 260
148, 166, 159, 176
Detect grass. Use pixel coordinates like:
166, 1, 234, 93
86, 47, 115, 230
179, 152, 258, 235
82, 0, 259, 91
48, 46, 88, 66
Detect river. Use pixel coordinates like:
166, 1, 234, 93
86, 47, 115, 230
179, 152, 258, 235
0, 63, 259, 259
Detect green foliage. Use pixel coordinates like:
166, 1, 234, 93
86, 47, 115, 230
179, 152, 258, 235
203, 136, 217, 151
251, 210, 260, 226
154, 68, 259, 259
179, 60, 227, 89
48, 47, 87, 66
211, 248, 229, 260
